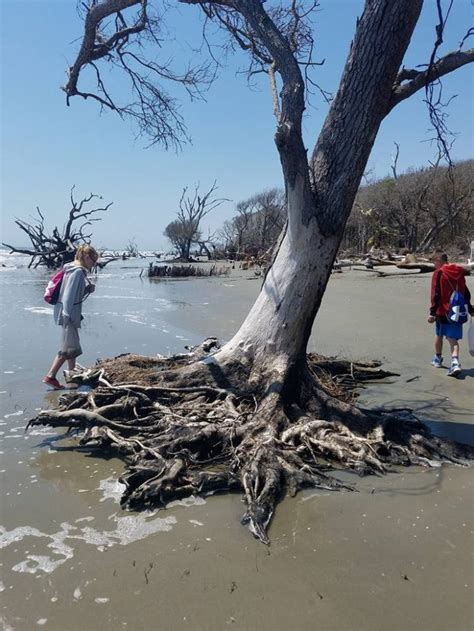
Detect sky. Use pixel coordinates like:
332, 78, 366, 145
1, 0, 473, 251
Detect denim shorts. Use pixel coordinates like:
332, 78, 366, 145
435, 321, 463, 340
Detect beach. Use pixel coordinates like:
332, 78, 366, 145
0, 254, 473, 631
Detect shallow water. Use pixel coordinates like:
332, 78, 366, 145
0, 253, 473, 630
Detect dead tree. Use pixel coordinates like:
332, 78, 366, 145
28, 1, 474, 542
125, 238, 140, 258
233, 200, 254, 259
3, 187, 112, 269
245, 189, 286, 257
163, 182, 227, 261
348, 157, 473, 254
197, 230, 220, 260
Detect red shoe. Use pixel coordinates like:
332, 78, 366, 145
42, 376, 65, 390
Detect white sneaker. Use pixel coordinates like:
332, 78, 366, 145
447, 362, 461, 377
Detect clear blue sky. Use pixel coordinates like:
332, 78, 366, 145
1, 0, 473, 251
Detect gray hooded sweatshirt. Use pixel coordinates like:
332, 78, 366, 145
54, 263, 88, 328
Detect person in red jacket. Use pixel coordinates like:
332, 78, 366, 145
428, 251, 473, 376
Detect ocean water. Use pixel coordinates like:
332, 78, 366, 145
0, 252, 267, 629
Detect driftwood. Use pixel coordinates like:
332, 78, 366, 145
396, 262, 471, 275
341, 251, 471, 277
396, 262, 435, 273
147, 263, 230, 278
355, 262, 472, 277
2, 187, 112, 269
353, 267, 426, 278
96, 258, 118, 270
26, 343, 471, 544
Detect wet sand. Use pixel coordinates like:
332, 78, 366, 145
0, 262, 473, 630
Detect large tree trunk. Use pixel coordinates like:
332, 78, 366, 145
216, 0, 423, 370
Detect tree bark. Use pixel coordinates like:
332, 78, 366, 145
215, 0, 423, 371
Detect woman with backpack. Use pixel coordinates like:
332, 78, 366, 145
43, 245, 99, 389
428, 250, 473, 377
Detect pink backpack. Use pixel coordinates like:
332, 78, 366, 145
44, 269, 64, 305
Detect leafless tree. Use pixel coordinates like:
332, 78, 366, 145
343, 158, 473, 254
233, 200, 253, 258
221, 190, 286, 259
196, 229, 221, 259
418, 159, 473, 251
63, 0, 213, 149
32, 1, 474, 543
3, 187, 112, 269
246, 188, 286, 255
163, 181, 227, 260
218, 218, 239, 256
125, 237, 140, 257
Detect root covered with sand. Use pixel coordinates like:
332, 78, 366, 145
27, 339, 472, 543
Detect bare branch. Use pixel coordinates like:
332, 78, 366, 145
63, 0, 214, 148
3, 188, 113, 269
459, 27, 474, 49
391, 142, 400, 180
180, 0, 316, 169
390, 48, 474, 110
268, 62, 281, 122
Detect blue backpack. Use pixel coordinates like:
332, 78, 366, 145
447, 289, 468, 325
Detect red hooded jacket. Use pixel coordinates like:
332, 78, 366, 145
430, 264, 472, 319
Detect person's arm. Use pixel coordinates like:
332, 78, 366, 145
429, 271, 442, 317
84, 278, 95, 295
61, 269, 85, 322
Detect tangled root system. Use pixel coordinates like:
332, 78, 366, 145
27, 339, 472, 543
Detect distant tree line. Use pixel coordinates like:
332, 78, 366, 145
7, 162, 471, 268
341, 159, 473, 255
206, 160, 472, 261
163, 186, 286, 262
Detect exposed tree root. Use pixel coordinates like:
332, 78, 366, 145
27, 339, 472, 543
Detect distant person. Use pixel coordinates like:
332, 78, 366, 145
428, 250, 473, 377
43, 245, 99, 389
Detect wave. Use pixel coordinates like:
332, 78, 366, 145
24, 306, 53, 315
0, 252, 31, 269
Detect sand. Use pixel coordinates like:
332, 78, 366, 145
0, 263, 472, 630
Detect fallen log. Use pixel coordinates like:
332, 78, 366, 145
396, 262, 435, 273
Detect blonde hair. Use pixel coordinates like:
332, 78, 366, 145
74, 244, 99, 266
